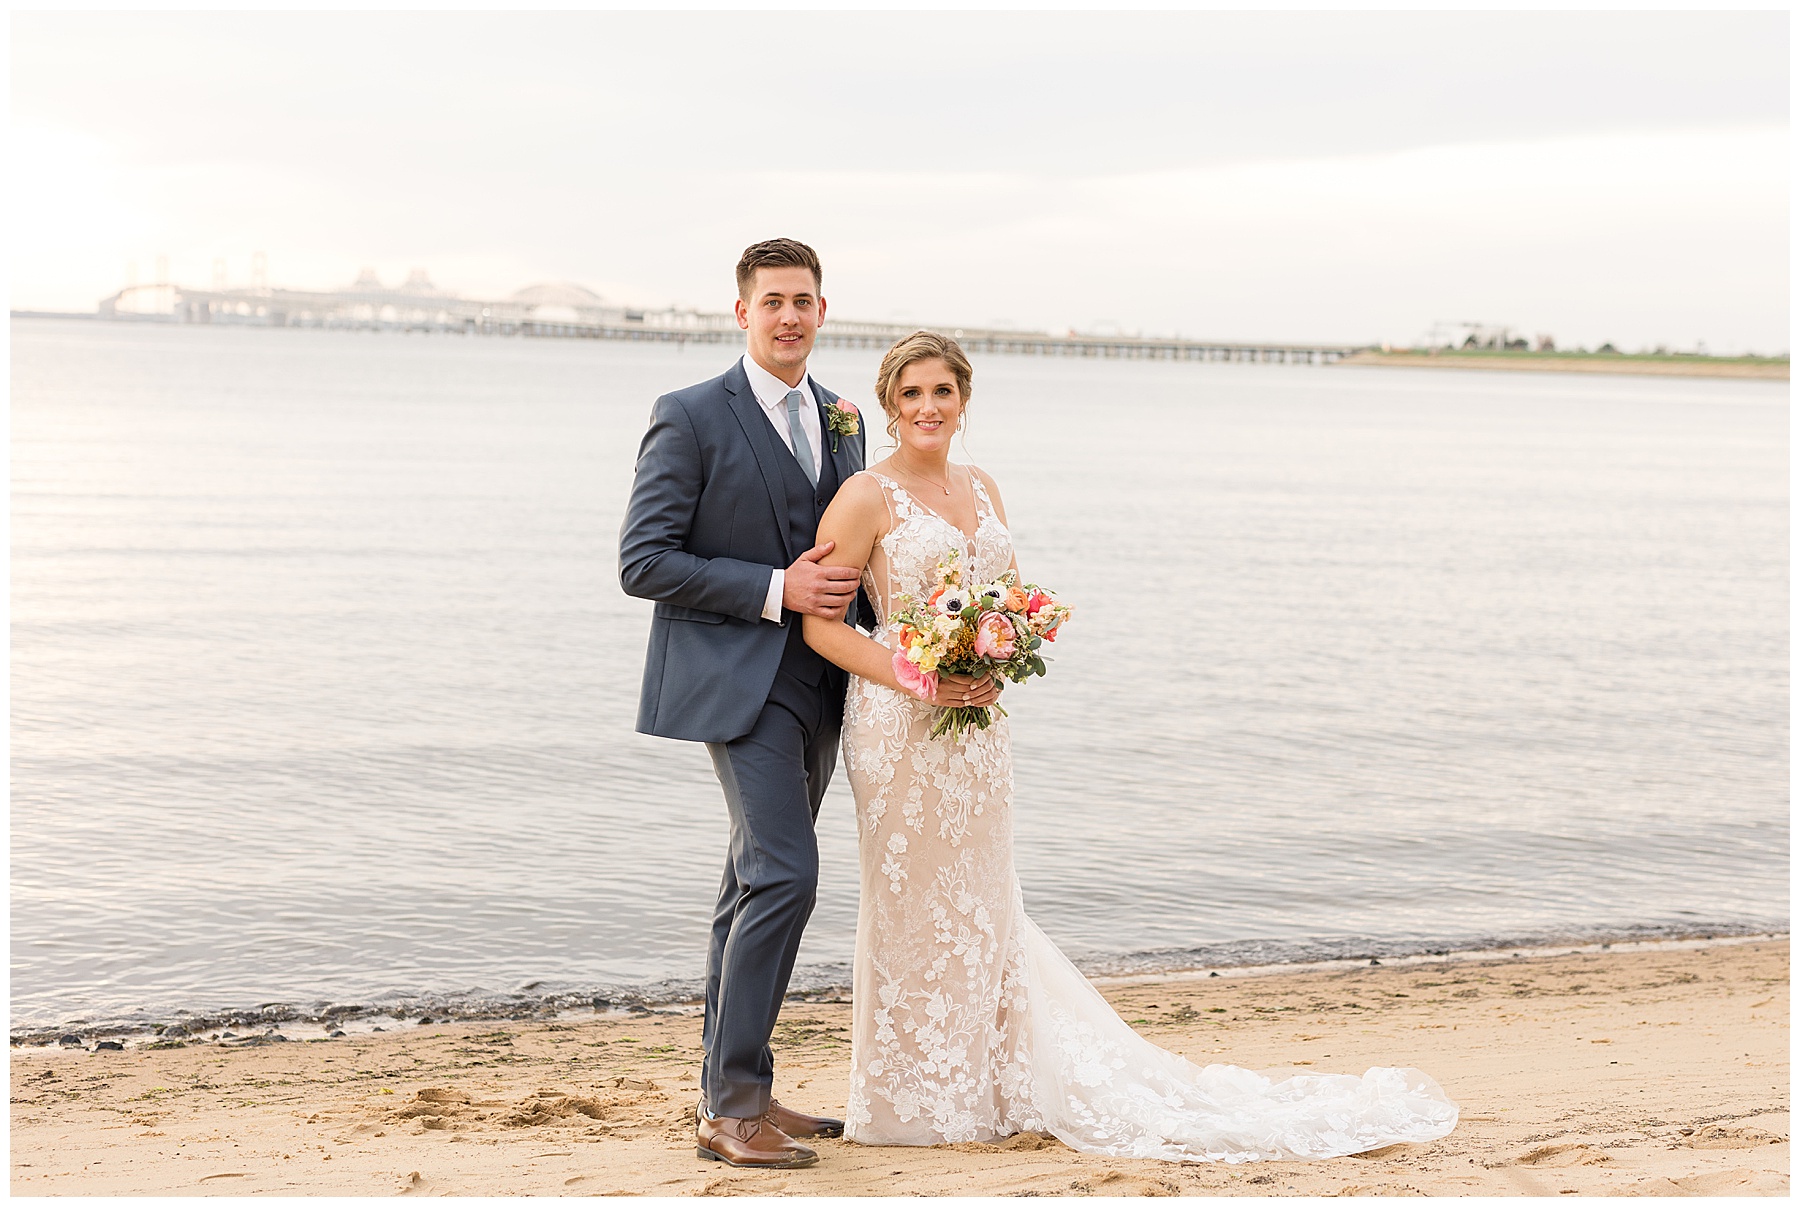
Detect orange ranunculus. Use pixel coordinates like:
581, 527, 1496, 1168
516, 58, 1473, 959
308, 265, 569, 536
1004, 586, 1029, 613
928, 586, 947, 608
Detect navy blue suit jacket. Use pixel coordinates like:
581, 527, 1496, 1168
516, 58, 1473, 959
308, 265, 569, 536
619, 358, 870, 742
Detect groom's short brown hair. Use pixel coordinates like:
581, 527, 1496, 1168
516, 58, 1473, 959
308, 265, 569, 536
736, 238, 822, 300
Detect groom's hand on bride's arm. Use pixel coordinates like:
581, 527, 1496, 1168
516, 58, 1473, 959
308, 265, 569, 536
783, 541, 860, 619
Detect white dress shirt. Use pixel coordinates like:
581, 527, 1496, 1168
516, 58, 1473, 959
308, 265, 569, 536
740, 353, 824, 622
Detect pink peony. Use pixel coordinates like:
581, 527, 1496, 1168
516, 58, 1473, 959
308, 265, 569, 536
892, 649, 938, 701
973, 611, 1017, 660
835, 399, 858, 415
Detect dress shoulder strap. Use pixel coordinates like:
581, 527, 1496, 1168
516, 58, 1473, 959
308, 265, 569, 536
967, 465, 996, 516
855, 468, 902, 528
861, 468, 922, 515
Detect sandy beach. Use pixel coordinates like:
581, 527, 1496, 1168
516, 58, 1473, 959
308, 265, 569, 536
1342, 351, 1790, 380
10, 938, 1786, 1197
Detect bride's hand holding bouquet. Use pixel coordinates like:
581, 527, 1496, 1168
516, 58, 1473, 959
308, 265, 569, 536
889, 550, 1073, 739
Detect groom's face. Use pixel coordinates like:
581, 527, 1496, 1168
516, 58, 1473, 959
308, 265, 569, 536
735, 266, 825, 382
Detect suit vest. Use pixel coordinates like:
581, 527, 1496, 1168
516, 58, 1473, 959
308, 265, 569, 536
773, 431, 843, 687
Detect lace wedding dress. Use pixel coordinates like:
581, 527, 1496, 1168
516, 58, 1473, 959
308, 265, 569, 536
839, 468, 1459, 1162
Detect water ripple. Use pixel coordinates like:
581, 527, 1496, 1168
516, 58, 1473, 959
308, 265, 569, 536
10, 320, 1788, 1034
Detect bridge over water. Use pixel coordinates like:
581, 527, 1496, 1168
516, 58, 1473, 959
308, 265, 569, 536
97, 282, 1366, 365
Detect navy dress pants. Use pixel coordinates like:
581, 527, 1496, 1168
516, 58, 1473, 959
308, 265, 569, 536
701, 661, 841, 1120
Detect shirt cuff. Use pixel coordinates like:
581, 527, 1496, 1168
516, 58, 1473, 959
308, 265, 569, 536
762, 568, 785, 623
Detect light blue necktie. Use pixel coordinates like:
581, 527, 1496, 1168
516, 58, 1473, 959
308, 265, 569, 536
784, 389, 818, 488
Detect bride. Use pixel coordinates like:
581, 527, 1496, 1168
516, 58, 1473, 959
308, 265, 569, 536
802, 331, 1459, 1163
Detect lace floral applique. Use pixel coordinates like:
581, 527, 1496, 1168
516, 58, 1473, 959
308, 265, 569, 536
839, 468, 1459, 1161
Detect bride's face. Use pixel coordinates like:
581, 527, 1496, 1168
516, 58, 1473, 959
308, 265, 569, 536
890, 358, 963, 456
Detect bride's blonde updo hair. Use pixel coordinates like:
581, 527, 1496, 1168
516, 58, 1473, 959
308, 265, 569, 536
873, 331, 974, 441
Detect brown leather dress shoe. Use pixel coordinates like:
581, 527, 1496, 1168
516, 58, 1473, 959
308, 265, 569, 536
764, 1098, 845, 1139
696, 1113, 818, 1169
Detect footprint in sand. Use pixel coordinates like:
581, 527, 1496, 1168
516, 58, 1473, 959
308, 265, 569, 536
502, 1095, 609, 1127
700, 1174, 788, 1196
1513, 1144, 1612, 1167
1684, 1124, 1785, 1149
1669, 1170, 1790, 1194
1348, 1143, 1411, 1161
1067, 1169, 1181, 1196
943, 1132, 1066, 1156
385, 1083, 667, 1134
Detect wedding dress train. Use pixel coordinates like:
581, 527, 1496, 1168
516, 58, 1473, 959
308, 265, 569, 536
839, 469, 1458, 1161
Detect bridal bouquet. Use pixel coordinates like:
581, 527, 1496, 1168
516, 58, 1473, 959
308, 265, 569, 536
889, 550, 1073, 740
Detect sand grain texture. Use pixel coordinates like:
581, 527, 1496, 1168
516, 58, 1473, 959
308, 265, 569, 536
11, 940, 1787, 1196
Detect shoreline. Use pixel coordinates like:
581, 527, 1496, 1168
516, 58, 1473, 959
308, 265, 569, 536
13, 928, 1786, 1050
13, 938, 1786, 1196
19, 315, 1786, 381
1343, 350, 1789, 380
1094, 930, 1789, 987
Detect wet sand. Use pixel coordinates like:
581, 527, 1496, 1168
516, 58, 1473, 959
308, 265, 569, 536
11, 938, 1786, 1196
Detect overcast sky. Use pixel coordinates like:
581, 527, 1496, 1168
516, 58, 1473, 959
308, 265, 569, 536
12, 11, 1790, 351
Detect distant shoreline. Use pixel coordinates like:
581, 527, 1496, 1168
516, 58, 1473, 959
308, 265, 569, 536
1345, 348, 1789, 380
14, 313, 1787, 380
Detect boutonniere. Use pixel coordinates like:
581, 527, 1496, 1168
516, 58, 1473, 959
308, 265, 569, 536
825, 398, 860, 452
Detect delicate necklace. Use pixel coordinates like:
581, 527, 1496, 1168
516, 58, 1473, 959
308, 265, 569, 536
895, 457, 952, 496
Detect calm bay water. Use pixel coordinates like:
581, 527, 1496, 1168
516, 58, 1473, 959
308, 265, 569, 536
11, 318, 1788, 1035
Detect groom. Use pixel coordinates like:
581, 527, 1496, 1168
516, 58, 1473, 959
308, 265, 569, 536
618, 238, 867, 1170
